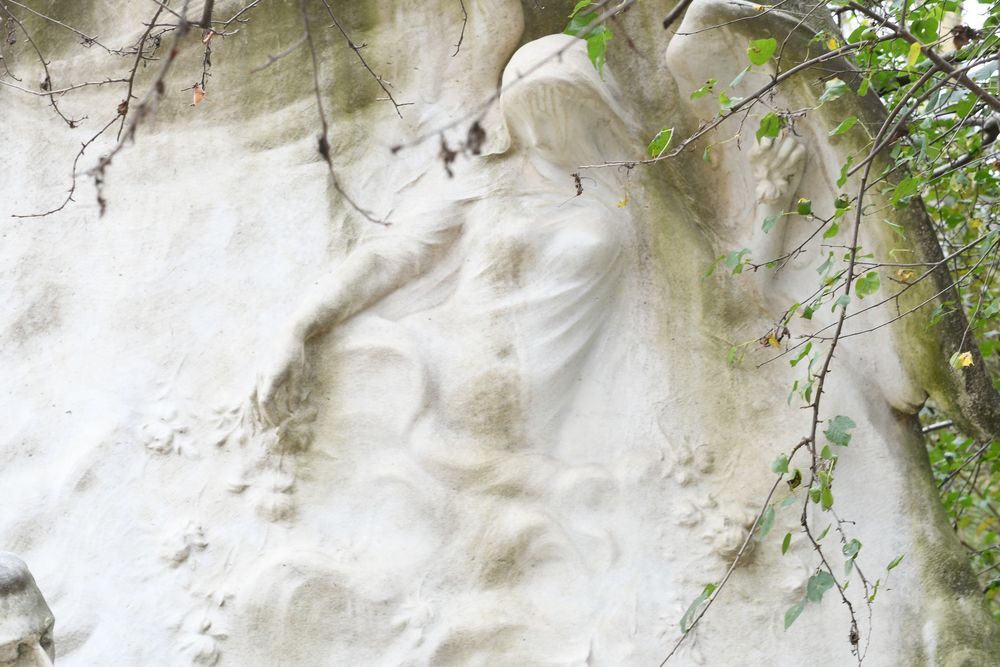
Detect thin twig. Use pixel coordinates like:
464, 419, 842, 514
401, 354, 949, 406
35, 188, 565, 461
453, 0, 467, 56
298, 0, 386, 225
318, 0, 407, 118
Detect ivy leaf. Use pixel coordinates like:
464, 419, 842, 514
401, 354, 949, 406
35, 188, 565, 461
837, 155, 854, 187
821, 486, 834, 510
585, 26, 613, 77
756, 112, 781, 142
747, 37, 777, 66
806, 571, 836, 603
855, 271, 881, 299
819, 78, 848, 103
784, 598, 806, 629
758, 505, 776, 540
832, 293, 851, 311
680, 583, 717, 632
825, 415, 856, 446
816, 251, 834, 275
690, 79, 717, 100
724, 248, 751, 274
843, 538, 862, 559
829, 116, 858, 136
890, 177, 920, 205
647, 127, 674, 158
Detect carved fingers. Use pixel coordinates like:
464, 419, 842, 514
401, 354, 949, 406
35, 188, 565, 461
254, 334, 309, 428
750, 135, 806, 205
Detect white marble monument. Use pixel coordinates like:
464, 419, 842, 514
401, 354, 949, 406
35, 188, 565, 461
1, 1, 998, 665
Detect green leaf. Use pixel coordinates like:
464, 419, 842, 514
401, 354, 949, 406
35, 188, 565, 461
756, 112, 781, 142
647, 127, 674, 158
680, 583, 717, 632
832, 293, 851, 311
823, 222, 840, 239
858, 77, 870, 97
758, 505, 776, 540
784, 598, 806, 629
762, 214, 780, 234
690, 79, 717, 100
887, 554, 904, 570
829, 116, 858, 136
819, 78, 849, 103
790, 342, 812, 367
837, 155, 854, 188
730, 65, 750, 88
816, 522, 831, 541
820, 444, 835, 460
748, 37, 777, 66
855, 271, 881, 299
843, 538, 862, 559
781, 532, 792, 555
806, 571, 836, 603
585, 26, 613, 77
821, 486, 834, 510
890, 177, 920, 205
882, 219, 906, 239
797, 198, 812, 215
816, 251, 834, 275
724, 248, 751, 274
788, 468, 802, 490
564, 10, 597, 35
825, 415, 856, 446
772, 453, 789, 474
718, 92, 742, 112
569, 0, 593, 17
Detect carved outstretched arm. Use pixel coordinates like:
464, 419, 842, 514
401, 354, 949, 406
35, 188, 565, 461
255, 211, 463, 423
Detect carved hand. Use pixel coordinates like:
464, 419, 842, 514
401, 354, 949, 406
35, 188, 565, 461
254, 331, 309, 428
750, 134, 806, 205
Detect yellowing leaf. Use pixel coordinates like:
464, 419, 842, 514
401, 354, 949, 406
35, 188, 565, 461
950, 350, 974, 368
767, 333, 781, 348
617, 195, 629, 208
827, 37, 838, 50
906, 41, 922, 68
896, 269, 915, 282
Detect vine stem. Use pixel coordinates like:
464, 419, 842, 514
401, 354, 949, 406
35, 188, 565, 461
659, 439, 808, 665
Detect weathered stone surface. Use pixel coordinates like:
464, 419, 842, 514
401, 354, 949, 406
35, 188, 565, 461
1, 1, 997, 665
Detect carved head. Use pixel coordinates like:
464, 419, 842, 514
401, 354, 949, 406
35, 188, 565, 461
0, 554, 54, 666
499, 34, 639, 166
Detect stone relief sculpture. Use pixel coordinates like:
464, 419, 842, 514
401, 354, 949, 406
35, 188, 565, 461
1, 0, 999, 666
0, 553, 55, 667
